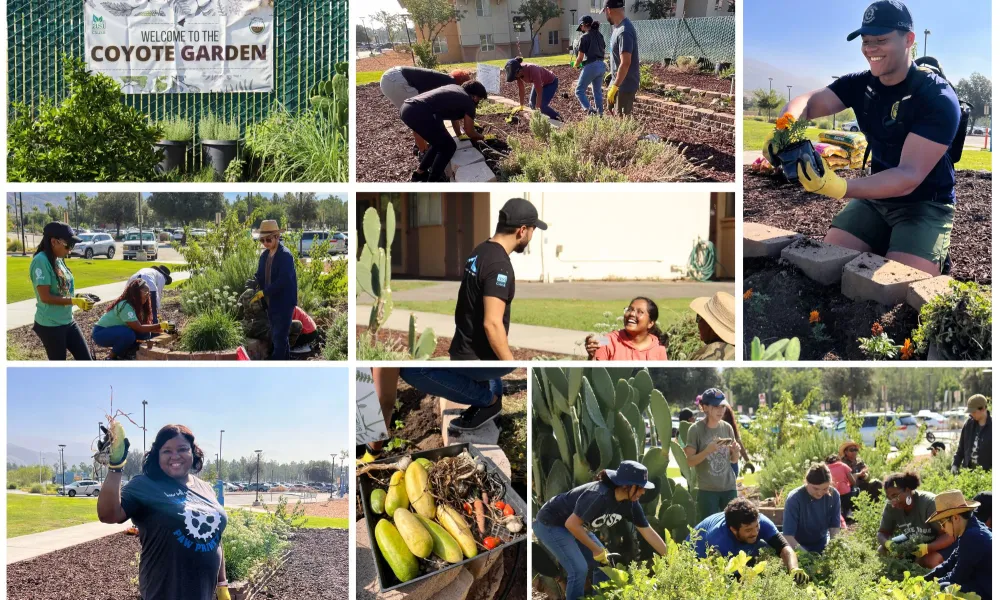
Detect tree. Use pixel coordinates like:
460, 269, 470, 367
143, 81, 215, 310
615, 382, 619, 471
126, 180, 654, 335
821, 368, 873, 413
356, 24, 371, 47
649, 368, 723, 408
94, 192, 139, 237
318, 196, 348, 230
955, 73, 992, 126
515, 0, 563, 57
631, 0, 676, 19
960, 367, 992, 398
122, 450, 143, 480
286, 193, 319, 229
399, 0, 465, 46
751, 88, 782, 120
375, 10, 399, 45
147, 192, 225, 227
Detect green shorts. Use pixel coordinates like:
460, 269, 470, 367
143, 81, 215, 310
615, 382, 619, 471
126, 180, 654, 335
830, 199, 953, 268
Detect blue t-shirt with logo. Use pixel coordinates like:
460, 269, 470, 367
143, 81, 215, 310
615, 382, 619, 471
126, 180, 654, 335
122, 474, 228, 600
536, 481, 649, 530
689, 512, 779, 559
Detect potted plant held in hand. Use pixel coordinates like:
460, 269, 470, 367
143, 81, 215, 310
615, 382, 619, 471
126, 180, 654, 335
154, 115, 193, 174
768, 112, 820, 182
199, 113, 241, 179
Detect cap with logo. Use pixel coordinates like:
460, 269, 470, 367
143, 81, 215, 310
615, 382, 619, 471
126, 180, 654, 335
606, 460, 655, 489
43, 222, 83, 245
847, 0, 913, 41
577, 15, 595, 31
699, 387, 727, 407
498, 198, 548, 230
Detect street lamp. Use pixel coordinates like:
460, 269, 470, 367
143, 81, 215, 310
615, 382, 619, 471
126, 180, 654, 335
923, 29, 930, 57
787, 85, 792, 102
58, 445, 66, 496
253, 450, 263, 506
330, 454, 336, 499
219, 430, 225, 482
768, 77, 774, 120
141, 400, 148, 453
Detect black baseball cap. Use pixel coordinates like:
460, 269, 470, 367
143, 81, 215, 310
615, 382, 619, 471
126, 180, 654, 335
847, 0, 913, 41
577, 15, 594, 31
43, 222, 82, 244
498, 198, 548, 230
607, 460, 655, 489
603, 0, 625, 9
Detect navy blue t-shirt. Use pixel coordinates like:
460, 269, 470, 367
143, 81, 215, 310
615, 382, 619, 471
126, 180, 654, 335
782, 486, 842, 553
610, 18, 641, 93
688, 512, 780, 559
828, 64, 960, 204
536, 481, 649, 530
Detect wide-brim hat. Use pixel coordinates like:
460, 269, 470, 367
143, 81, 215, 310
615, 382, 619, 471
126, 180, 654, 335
839, 440, 860, 457
926, 489, 980, 523
258, 220, 284, 235
689, 292, 736, 345
152, 265, 173, 285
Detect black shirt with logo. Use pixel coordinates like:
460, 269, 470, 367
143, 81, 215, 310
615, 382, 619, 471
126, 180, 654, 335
404, 84, 477, 121
449, 240, 514, 360
536, 481, 649, 530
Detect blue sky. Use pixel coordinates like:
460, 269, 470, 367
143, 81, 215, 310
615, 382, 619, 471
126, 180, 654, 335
7, 368, 349, 463
746, 0, 991, 87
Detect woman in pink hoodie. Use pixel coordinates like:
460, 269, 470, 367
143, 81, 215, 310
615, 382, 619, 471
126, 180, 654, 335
584, 297, 667, 361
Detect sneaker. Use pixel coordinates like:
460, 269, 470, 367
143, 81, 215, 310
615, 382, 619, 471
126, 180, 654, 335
410, 170, 428, 182
450, 397, 502, 431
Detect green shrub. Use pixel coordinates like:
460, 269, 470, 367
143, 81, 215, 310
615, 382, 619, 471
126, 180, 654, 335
222, 509, 292, 582
911, 280, 991, 360
7, 483, 15, 490
757, 428, 839, 499
411, 41, 438, 69
323, 311, 349, 361
29, 484, 44, 494
157, 115, 194, 142
244, 107, 348, 182
180, 246, 256, 317
7, 239, 23, 252
917, 452, 992, 499
357, 330, 409, 361
8, 465, 54, 488
639, 63, 657, 91
662, 313, 702, 361
179, 308, 244, 352
199, 114, 241, 141
8, 56, 162, 182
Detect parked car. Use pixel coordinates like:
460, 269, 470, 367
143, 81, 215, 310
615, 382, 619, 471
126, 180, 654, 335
915, 410, 948, 430
171, 230, 185, 242
806, 414, 835, 430
70, 232, 116, 259
122, 231, 158, 260
840, 121, 860, 132
191, 229, 208, 238
833, 412, 920, 447
59, 480, 101, 497
737, 414, 753, 429
246, 482, 271, 492
329, 232, 348, 254
298, 230, 331, 254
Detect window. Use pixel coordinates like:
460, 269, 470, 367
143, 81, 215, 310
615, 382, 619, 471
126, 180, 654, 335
476, 0, 490, 17
432, 38, 448, 54
480, 34, 495, 52
591, 0, 602, 9
548, 30, 559, 45
409, 194, 443, 227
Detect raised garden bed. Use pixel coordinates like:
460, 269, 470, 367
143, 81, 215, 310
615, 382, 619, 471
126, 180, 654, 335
7, 533, 142, 600
644, 63, 734, 94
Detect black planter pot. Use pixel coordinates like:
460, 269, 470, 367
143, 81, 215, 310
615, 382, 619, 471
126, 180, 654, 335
201, 139, 240, 178
155, 140, 189, 174
775, 139, 820, 183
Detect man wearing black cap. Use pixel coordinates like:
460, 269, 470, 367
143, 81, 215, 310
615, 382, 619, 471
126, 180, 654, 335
765, 0, 962, 277
449, 198, 547, 362
603, 0, 640, 116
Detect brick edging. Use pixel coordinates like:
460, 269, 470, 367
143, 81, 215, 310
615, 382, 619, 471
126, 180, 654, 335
632, 93, 735, 141
137, 346, 238, 361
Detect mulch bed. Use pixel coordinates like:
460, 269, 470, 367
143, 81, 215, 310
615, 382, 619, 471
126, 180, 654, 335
357, 326, 574, 360
744, 169, 992, 284
258, 529, 349, 600
8, 533, 143, 600
645, 64, 733, 93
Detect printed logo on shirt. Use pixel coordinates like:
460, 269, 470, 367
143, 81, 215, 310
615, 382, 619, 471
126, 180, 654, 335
706, 436, 731, 478
466, 256, 478, 276
34, 267, 44, 282
127, 311, 136, 320
165, 490, 223, 553
496, 273, 508, 287
590, 513, 623, 528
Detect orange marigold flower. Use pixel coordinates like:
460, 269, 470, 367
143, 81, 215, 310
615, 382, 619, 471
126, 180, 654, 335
809, 310, 820, 324
776, 116, 790, 130
871, 322, 884, 337
743, 289, 754, 301
900, 338, 914, 360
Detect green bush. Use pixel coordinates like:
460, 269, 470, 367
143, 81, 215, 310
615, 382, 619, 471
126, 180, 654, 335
222, 509, 292, 582
639, 63, 657, 92
157, 115, 194, 142
244, 107, 349, 182
8, 56, 162, 182
179, 308, 244, 352
199, 114, 241, 141
29, 484, 44, 494
7, 483, 16, 490
8, 465, 54, 488
917, 452, 992, 499
411, 41, 438, 69
7, 239, 23, 252
757, 428, 839, 499
357, 330, 409, 361
912, 280, 991, 360
181, 246, 256, 317
323, 311, 349, 361
662, 313, 702, 361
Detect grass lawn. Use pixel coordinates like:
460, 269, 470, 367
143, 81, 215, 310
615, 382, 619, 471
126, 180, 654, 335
954, 148, 993, 171
393, 298, 694, 332
7, 494, 99, 538
293, 516, 348, 529
7, 256, 187, 303
357, 54, 569, 86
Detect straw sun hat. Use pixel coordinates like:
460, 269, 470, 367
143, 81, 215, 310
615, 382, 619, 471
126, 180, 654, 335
258, 220, 284, 235
925, 489, 980, 523
689, 292, 736, 345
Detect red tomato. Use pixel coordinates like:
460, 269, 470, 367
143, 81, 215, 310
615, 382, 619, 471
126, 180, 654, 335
494, 501, 507, 511
503, 505, 515, 517
484, 536, 501, 550
463, 502, 473, 515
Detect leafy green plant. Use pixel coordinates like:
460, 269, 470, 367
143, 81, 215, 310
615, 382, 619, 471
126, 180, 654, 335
157, 115, 194, 142
857, 322, 899, 360
199, 113, 241, 141
411, 41, 439, 69
662, 313, 703, 361
744, 290, 771, 316
638, 63, 657, 92
7, 239, 23, 252
222, 508, 292, 582
244, 107, 349, 182
179, 308, 245, 352
911, 280, 991, 360
749, 337, 801, 360
669, 55, 700, 74
224, 158, 245, 183
356, 330, 409, 361
917, 452, 992, 499
308, 63, 349, 131
8, 55, 162, 182
718, 66, 736, 79
323, 311, 349, 361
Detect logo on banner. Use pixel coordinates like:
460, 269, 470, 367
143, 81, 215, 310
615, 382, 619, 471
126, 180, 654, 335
92, 15, 106, 35
250, 18, 266, 34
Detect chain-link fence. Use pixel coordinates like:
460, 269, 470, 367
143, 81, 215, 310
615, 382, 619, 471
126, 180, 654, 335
570, 16, 735, 65
8, 0, 348, 128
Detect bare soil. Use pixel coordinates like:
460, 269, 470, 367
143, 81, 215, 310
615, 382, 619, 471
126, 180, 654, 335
258, 529, 349, 599
261, 499, 348, 519
357, 326, 574, 360
356, 50, 417, 72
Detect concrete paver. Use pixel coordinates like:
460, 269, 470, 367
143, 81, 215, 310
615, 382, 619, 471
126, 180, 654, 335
744, 222, 800, 258
781, 238, 860, 286
8, 520, 133, 564
841, 253, 932, 305
906, 276, 954, 311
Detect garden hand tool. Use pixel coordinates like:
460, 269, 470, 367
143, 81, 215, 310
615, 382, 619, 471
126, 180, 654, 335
72, 295, 95, 311
216, 585, 232, 600
98, 424, 130, 470
607, 84, 620, 108
790, 568, 809, 585
912, 543, 929, 559
160, 321, 177, 334
251, 290, 265, 304
797, 155, 847, 199
742, 462, 756, 474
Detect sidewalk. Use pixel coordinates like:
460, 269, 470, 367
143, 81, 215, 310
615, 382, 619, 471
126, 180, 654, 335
358, 306, 585, 356
383, 279, 734, 303
8, 520, 133, 564
7, 271, 190, 330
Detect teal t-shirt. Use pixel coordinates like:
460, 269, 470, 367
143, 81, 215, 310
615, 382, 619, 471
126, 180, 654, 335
96, 300, 140, 329
30, 253, 74, 326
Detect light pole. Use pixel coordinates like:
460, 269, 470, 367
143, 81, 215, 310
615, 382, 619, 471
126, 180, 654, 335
768, 77, 774, 120
832, 76, 839, 128
330, 454, 336, 499
219, 430, 225, 482
253, 450, 263, 506
58, 445, 66, 496
787, 85, 792, 102
923, 29, 930, 57
141, 400, 148, 453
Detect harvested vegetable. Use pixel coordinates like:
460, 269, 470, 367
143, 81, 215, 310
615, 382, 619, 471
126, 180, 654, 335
503, 504, 515, 517
375, 519, 419, 582
370, 489, 387, 514
494, 501, 507, 511
483, 536, 501, 550
474, 499, 486, 535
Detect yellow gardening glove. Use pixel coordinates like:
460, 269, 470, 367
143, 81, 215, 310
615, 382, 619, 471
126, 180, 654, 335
483, 134, 497, 141
71, 296, 94, 311
458, 134, 471, 141
594, 549, 610, 565
761, 131, 779, 166
791, 568, 809, 585
883, 539, 895, 553
607, 84, 620, 108
160, 321, 177, 334
912, 543, 929, 559
797, 156, 847, 199
251, 290, 264, 304
216, 585, 232, 600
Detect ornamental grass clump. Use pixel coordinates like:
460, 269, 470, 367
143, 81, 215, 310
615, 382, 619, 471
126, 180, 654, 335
157, 115, 194, 142
199, 113, 241, 141
179, 308, 244, 352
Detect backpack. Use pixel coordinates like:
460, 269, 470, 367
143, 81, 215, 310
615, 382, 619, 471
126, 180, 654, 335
861, 58, 972, 168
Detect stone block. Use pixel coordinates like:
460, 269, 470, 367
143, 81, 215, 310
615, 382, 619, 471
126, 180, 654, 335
454, 162, 497, 183
467, 554, 505, 599
357, 517, 461, 600
452, 137, 473, 151
435, 567, 475, 600
449, 147, 485, 170
780, 238, 861, 286
466, 549, 501, 579
841, 253, 933, 306
906, 275, 954, 310
743, 222, 800, 258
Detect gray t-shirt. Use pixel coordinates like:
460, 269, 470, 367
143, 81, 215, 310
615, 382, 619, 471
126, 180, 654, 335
683, 419, 737, 492
122, 475, 228, 600
609, 18, 641, 93
878, 490, 941, 543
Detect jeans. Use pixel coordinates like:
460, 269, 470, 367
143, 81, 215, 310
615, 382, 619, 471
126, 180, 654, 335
33, 321, 92, 361
697, 489, 738, 521
529, 78, 562, 120
92, 325, 151, 357
575, 62, 606, 114
399, 368, 514, 407
400, 103, 457, 180
268, 307, 294, 360
532, 520, 608, 600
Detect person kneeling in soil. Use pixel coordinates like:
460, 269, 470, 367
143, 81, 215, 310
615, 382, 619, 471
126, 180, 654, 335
783, 463, 843, 554
505, 57, 562, 121
765, 0, 962, 277
98, 424, 230, 600
127, 265, 172, 323
534, 461, 667, 600
92, 279, 175, 360
690, 497, 809, 583
839, 440, 882, 513
572, 16, 607, 116
689, 292, 736, 361
30, 222, 95, 360
288, 305, 319, 350
825, 454, 857, 520
922, 490, 992, 598
380, 66, 472, 155
683, 388, 740, 520
400, 81, 489, 182
253, 220, 298, 360
584, 297, 667, 361
878, 471, 956, 568
359, 367, 516, 462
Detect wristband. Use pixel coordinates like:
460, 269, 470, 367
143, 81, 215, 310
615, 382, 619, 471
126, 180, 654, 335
110, 467, 123, 473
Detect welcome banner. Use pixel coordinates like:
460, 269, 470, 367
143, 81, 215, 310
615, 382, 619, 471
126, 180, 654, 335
84, 0, 274, 93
